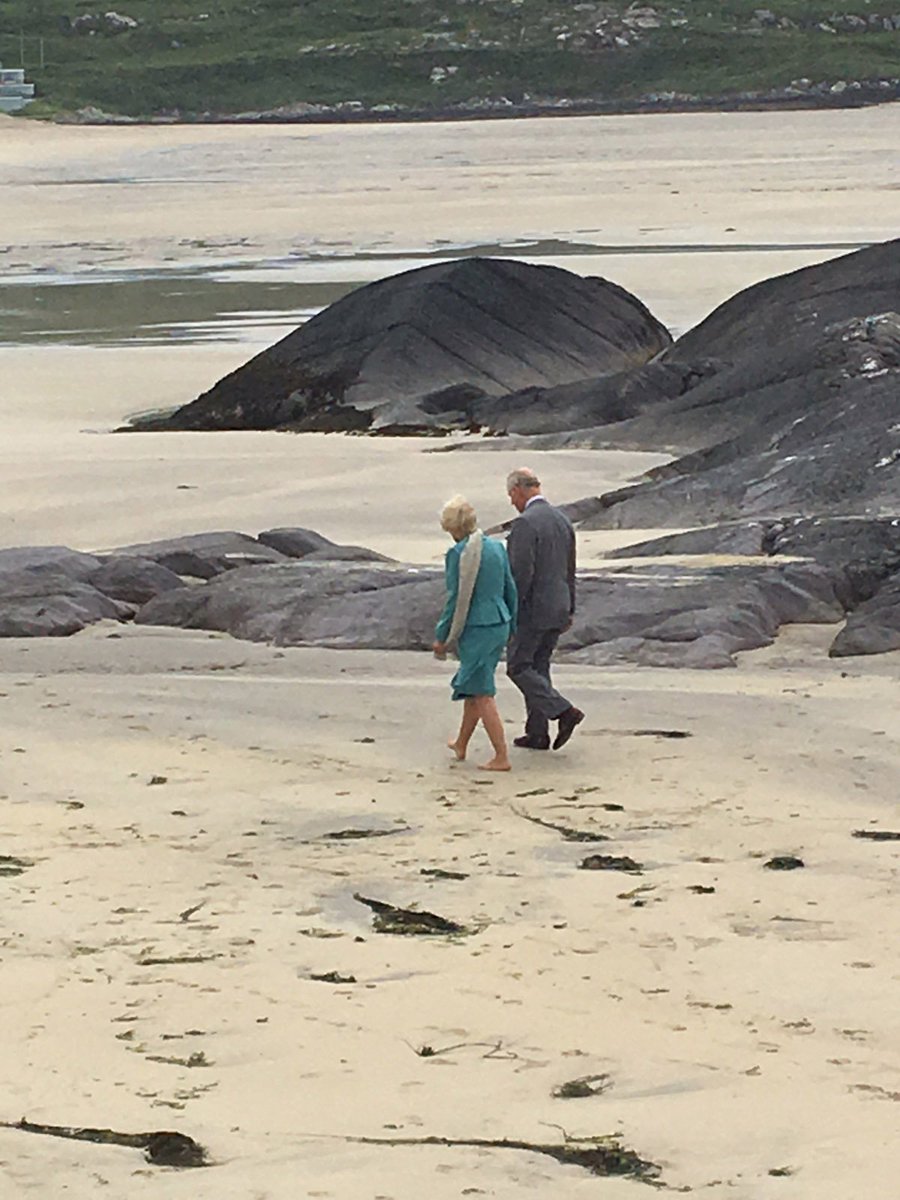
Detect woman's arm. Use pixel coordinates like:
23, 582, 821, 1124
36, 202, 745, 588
434, 545, 460, 643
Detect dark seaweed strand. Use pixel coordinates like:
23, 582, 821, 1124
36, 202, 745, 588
340, 1133, 661, 1181
2, 1120, 208, 1167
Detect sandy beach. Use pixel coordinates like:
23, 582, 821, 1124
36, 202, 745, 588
1, 109, 899, 1196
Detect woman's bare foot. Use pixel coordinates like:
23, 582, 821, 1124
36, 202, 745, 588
447, 738, 467, 761
479, 757, 511, 772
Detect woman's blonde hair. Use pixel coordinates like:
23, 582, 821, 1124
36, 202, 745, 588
440, 494, 478, 539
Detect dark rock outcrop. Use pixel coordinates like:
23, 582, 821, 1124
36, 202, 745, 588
462, 241, 900, 449
131, 551, 849, 667
603, 516, 900, 659
257, 527, 393, 562
450, 243, 899, 539
607, 515, 900, 580
560, 560, 848, 667
0, 547, 133, 637
830, 571, 900, 655
3, 525, 895, 664
538, 242, 900, 527
0, 533, 395, 640
125, 258, 672, 434
112, 532, 289, 579
89, 556, 187, 605
135, 560, 444, 648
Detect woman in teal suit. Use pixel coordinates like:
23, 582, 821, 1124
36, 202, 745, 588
433, 495, 518, 771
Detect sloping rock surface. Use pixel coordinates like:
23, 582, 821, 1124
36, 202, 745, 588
606, 515, 900, 579
465, 242, 900, 530
582, 323, 900, 527
830, 571, 900, 656
126, 258, 672, 433
473, 239, 900, 448
603, 516, 900, 659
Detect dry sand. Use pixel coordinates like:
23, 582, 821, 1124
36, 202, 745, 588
1, 626, 898, 1198
1, 111, 899, 1197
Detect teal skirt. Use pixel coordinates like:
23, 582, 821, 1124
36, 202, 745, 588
450, 622, 511, 700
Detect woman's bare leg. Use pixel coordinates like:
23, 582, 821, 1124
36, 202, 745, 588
474, 696, 511, 771
448, 698, 479, 760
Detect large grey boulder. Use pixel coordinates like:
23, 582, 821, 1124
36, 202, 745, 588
557, 561, 846, 667
601, 516, 900, 659
0, 548, 132, 637
125, 257, 672, 434
111, 532, 289, 578
90, 556, 187, 605
257, 527, 394, 562
830, 571, 900, 657
135, 560, 443, 647
0, 545, 102, 581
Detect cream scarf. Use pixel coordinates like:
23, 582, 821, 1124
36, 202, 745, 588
446, 529, 484, 653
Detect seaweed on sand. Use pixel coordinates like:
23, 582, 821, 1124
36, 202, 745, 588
0, 1119, 207, 1167
353, 893, 470, 935
329, 1131, 661, 1182
512, 807, 609, 842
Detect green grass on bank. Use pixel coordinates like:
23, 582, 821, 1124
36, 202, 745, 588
1, 0, 898, 117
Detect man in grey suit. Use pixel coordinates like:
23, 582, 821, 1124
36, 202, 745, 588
505, 467, 584, 751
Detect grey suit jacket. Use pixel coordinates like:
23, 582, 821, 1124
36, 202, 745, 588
506, 498, 576, 631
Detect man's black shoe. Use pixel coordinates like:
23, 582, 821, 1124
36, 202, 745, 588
553, 707, 584, 750
513, 734, 551, 750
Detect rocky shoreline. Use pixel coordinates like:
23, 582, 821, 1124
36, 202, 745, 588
55, 76, 900, 125
3, 231, 898, 665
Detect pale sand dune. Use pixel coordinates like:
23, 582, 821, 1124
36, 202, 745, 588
1, 112, 899, 1197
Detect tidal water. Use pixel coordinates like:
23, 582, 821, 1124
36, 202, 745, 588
0, 239, 863, 348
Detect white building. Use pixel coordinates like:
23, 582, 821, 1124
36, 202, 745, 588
0, 64, 36, 113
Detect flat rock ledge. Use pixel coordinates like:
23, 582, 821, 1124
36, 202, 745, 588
3, 519, 899, 664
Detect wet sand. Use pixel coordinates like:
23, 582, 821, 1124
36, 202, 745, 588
3, 104, 899, 331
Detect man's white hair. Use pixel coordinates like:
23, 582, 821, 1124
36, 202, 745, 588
440, 494, 478, 539
506, 467, 541, 492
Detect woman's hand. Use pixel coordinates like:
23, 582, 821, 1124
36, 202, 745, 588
433, 640, 447, 660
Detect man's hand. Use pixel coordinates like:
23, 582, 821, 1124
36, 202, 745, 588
433, 640, 447, 660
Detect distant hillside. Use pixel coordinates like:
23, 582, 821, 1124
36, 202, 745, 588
3, 0, 900, 120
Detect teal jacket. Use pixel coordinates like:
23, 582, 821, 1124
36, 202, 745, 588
435, 535, 518, 641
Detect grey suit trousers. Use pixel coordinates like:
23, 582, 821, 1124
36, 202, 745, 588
506, 624, 571, 739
